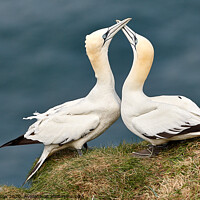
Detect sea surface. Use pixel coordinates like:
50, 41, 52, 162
0, 0, 200, 187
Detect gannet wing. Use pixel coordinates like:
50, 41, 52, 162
24, 98, 84, 120
151, 95, 200, 116
132, 104, 200, 140
24, 114, 100, 145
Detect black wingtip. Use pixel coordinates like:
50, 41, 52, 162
0, 135, 40, 148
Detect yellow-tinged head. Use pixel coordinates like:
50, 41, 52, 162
85, 18, 131, 61
120, 24, 154, 61
85, 28, 109, 57
134, 34, 154, 62
119, 23, 155, 89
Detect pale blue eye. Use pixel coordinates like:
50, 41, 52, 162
102, 34, 107, 39
102, 31, 109, 40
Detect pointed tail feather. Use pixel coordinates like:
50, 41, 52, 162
23, 145, 54, 185
0, 135, 40, 148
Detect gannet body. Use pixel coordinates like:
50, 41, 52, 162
120, 24, 200, 156
0, 18, 131, 183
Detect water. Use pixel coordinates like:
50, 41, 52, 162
0, 0, 200, 187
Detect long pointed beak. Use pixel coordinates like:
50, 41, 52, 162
116, 20, 137, 47
105, 18, 132, 42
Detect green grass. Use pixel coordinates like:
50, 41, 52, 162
1, 139, 200, 199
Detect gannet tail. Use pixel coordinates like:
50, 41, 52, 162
0, 135, 40, 148
23, 145, 53, 185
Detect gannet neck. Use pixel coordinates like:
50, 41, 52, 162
87, 46, 115, 89
85, 19, 132, 90
123, 35, 154, 91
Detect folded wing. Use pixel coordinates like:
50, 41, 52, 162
25, 113, 100, 145
132, 104, 200, 140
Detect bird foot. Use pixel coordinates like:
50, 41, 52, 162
132, 145, 161, 158
132, 143, 170, 158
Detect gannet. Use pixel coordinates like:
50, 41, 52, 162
0, 18, 131, 183
120, 23, 200, 157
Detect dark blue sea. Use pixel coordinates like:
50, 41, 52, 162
0, 0, 200, 187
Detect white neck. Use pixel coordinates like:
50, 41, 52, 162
123, 38, 154, 93
89, 48, 115, 90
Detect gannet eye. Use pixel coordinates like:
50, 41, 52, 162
134, 35, 138, 45
102, 31, 109, 40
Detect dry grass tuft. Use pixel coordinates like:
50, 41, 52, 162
0, 139, 200, 199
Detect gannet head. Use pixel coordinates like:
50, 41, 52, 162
85, 18, 131, 59
120, 24, 154, 60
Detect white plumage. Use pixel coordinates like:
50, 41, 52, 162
0, 18, 131, 183
120, 23, 200, 155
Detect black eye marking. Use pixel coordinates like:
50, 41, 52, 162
102, 30, 110, 46
123, 28, 138, 49
134, 35, 138, 45
178, 96, 182, 99
102, 31, 109, 40
102, 34, 107, 39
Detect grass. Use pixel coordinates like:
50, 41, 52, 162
0, 138, 200, 199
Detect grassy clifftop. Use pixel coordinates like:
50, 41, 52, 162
1, 138, 200, 199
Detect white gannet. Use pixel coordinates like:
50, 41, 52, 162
0, 18, 131, 183
120, 23, 200, 157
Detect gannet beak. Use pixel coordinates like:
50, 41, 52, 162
103, 18, 132, 44
116, 20, 138, 48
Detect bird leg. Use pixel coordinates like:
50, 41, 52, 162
77, 143, 89, 156
77, 149, 83, 156
83, 143, 88, 151
132, 147, 156, 157
132, 144, 168, 158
